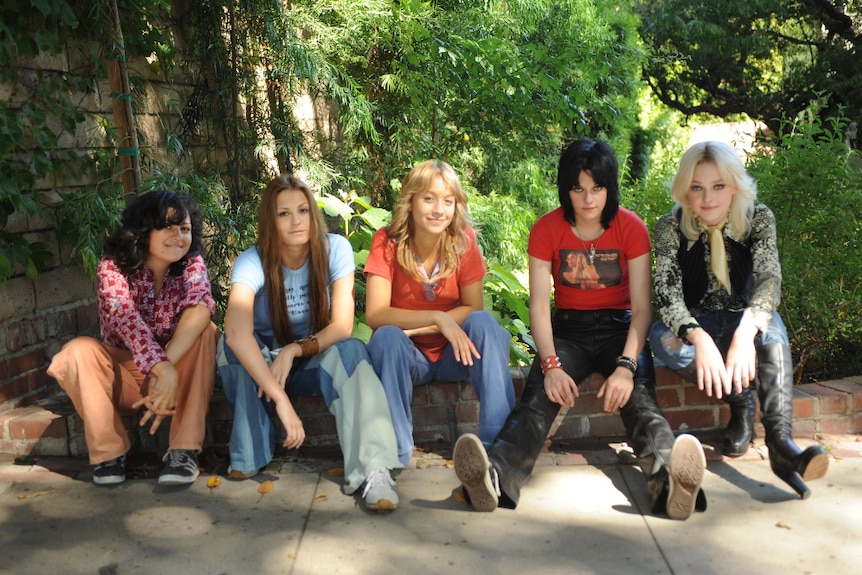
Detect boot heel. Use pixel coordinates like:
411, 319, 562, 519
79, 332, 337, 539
777, 470, 811, 500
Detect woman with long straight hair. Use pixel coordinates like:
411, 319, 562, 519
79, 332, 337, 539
218, 174, 401, 512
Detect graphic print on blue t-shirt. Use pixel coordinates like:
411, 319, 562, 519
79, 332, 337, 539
286, 283, 310, 318
558, 248, 621, 290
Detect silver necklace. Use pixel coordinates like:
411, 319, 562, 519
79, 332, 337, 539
574, 224, 604, 266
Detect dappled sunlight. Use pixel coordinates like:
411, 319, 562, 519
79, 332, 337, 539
124, 505, 214, 539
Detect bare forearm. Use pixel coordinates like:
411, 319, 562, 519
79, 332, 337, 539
165, 304, 212, 365
223, 330, 289, 403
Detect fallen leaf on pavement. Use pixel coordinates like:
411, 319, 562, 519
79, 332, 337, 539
325, 467, 344, 476
775, 521, 791, 529
257, 479, 274, 502
314, 493, 328, 501
207, 475, 221, 493
17, 488, 56, 499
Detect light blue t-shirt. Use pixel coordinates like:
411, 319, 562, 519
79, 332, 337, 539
231, 233, 354, 345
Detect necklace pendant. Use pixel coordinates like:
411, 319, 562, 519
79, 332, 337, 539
588, 244, 596, 266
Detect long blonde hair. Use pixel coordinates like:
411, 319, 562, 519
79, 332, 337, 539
257, 174, 330, 347
386, 159, 476, 283
670, 141, 757, 241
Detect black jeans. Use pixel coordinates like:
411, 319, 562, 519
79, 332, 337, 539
487, 309, 675, 508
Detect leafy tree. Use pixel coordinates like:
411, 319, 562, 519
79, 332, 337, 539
636, 0, 862, 134
747, 111, 862, 378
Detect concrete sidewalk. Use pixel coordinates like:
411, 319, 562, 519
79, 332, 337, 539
2, 435, 861, 575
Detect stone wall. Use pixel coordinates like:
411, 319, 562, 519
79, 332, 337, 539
0, 36, 207, 413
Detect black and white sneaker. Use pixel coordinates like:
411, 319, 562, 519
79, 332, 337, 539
93, 455, 126, 486
158, 449, 200, 486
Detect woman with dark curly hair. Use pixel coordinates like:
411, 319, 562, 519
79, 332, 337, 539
48, 190, 218, 486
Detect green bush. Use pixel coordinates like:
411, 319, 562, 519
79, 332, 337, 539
747, 113, 862, 380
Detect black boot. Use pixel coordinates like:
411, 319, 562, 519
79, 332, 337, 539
486, 362, 561, 509
619, 352, 706, 517
757, 343, 829, 499
722, 387, 756, 457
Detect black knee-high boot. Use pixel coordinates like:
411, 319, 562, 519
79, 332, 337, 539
487, 363, 561, 509
757, 343, 829, 499
723, 387, 756, 457
620, 356, 707, 515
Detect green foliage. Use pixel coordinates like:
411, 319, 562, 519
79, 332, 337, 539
484, 260, 534, 365
53, 162, 125, 277
636, 0, 862, 134
747, 112, 862, 377
0, 1, 94, 282
319, 187, 391, 341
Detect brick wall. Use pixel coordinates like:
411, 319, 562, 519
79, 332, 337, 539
0, 276, 98, 413
5, 367, 860, 458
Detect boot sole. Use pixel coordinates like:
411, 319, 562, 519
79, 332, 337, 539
802, 451, 830, 482
667, 434, 706, 521
453, 434, 498, 512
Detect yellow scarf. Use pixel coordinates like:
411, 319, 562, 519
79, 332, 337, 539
701, 217, 731, 294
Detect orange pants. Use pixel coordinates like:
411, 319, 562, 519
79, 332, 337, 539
47, 323, 218, 464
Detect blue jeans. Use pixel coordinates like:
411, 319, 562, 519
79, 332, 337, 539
366, 311, 515, 467
650, 311, 789, 370
217, 334, 400, 491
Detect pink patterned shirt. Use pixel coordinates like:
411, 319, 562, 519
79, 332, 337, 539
97, 254, 215, 375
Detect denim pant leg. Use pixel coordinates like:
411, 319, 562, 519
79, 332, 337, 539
651, 311, 789, 371
649, 320, 696, 371
435, 311, 515, 448
367, 325, 431, 467
216, 334, 276, 474
290, 338, 401, 492
756, 312, 790, 347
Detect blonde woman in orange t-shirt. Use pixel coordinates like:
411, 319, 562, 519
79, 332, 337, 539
364, 160, 515, 468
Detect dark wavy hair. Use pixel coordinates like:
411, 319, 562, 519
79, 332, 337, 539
103, 190, 204, 276
556, 139, 621, 228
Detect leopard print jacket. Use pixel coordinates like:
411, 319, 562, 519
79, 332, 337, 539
653, 203, 781, 338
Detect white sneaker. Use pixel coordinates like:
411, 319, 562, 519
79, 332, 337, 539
363, 468, 398, 512
453, 433, 499, 512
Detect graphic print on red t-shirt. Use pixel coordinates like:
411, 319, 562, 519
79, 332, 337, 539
558, 248, 621, 290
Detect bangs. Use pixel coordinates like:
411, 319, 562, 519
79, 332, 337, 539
157, 200, 190, 229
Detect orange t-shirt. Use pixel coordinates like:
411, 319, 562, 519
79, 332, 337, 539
364, 227, 487, 362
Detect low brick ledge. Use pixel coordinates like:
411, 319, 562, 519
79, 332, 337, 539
2, 368, 861, 459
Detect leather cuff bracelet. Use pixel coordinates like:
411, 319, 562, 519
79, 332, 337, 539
295, 334, 319, 357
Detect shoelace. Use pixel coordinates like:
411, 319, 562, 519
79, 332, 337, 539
362, 468, 394, 497
163, 450, 195, 470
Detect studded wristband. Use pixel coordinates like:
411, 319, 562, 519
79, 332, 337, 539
615, 355, 638, 375
541, 355, 563, 374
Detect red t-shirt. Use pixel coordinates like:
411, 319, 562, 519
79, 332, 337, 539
527, 207, 650, 310
364, 227, 487, 362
